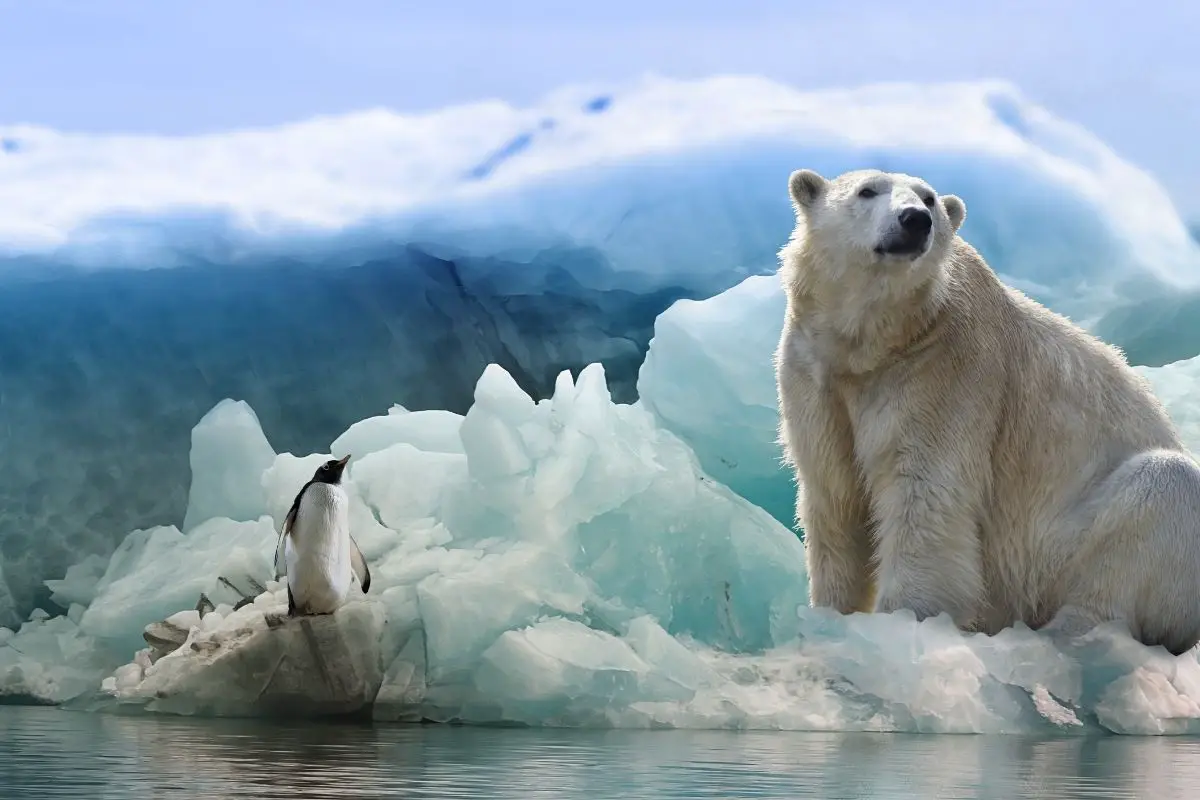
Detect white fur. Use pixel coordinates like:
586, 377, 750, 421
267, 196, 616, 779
775, 167, 1200, 655
285, 482, 354, 614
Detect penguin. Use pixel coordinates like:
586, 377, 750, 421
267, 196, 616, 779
273, 454, 371, 617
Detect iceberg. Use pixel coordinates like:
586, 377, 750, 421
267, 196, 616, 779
65, 361, 809, 719
1, 349, 1197, 734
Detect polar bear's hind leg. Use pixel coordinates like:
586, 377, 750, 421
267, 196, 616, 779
1054, 449, 1200, 656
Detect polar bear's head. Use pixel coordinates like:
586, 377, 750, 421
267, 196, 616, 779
785, 168, 966, 290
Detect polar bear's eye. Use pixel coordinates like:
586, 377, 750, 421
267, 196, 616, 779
921, 194, 936, 208
858, 187, 878, 199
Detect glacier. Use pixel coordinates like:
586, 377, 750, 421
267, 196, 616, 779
2, 74, 1200, 733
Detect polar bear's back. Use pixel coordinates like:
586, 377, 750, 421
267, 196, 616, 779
963, 241, 1182, 465
945, 239, 1185, 616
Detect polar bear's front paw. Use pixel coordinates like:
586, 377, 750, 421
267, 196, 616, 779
874, 585, 978, 629
874, 586, 944, 621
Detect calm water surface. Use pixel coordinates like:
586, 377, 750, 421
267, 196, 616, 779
3, 706, 1200, 799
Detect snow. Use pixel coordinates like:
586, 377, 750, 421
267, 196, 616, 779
2, 74, 1200, 733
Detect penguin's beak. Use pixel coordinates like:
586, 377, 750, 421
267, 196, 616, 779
328, 453, 351, 482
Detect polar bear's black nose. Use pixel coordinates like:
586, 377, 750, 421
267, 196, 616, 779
898, 207, 933, 236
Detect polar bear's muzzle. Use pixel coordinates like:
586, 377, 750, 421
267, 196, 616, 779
874, 206, 933, 258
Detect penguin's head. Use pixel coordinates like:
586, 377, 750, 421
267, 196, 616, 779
312, 454, 351, 485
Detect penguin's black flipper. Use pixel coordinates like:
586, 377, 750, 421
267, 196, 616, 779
349, 535, 371, 593
275, 480, 313, 582
273, 530, 287, 582
283, 480, 313, 538
287, 585, 297, 618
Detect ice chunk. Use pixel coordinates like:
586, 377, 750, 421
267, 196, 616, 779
331, 408, 465, 459
415, 544, 592, 680
351, 445, 468, 528
44, 554, 109, 609
182, 399, 277, 532
79, 518, 276, 657
470, 619, 696, 725
1136, 354, 1200, 454
142, 619, 192, 664
101, 592, 387, 718
459, 365, 537, 480
373, 628, 429, 722
638, 275, 791, 525
261, 453, 330, 530
0, 614, 119, 705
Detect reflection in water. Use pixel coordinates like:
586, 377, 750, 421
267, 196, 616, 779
2, 707, 1200, 799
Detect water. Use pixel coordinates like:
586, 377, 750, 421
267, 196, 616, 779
3, 708, 1200, 799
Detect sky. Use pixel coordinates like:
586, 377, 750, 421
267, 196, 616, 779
2, 0, 1199, 215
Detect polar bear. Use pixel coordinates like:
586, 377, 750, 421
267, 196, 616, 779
774, 167, 1200, 655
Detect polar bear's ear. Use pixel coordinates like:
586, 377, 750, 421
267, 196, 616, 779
941, 195, 966, 232
788, 169, 827, 211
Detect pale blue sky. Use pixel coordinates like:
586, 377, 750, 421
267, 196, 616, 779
3, 0, 1199, 214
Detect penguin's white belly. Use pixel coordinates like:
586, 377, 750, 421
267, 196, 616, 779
285, 484, 353, 614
